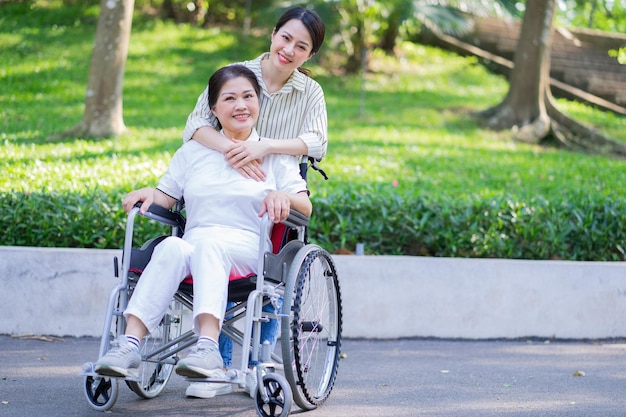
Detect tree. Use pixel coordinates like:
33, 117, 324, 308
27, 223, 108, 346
334, 0, 376, 74
56, 0, 134, 139
477, 0, 557, 144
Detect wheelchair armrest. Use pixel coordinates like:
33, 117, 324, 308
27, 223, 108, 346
283, 209, 309, 228
135, 202, 186, 231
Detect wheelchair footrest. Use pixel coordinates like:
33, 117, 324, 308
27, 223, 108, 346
80, 362, 96, 376
183, 376, 238, 384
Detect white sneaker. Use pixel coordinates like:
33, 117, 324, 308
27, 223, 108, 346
95, 335, 141, 378
175, 341, 224, 378
186, 382, 232, 399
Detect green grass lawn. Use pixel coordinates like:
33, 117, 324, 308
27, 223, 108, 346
2, 1, 625, 256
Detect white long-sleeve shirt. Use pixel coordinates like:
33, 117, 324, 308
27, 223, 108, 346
182, 53, 328, 160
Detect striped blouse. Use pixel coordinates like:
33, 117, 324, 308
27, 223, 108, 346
182, 53, 328, 160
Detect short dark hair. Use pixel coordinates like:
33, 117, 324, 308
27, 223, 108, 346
207, 64, 260, 110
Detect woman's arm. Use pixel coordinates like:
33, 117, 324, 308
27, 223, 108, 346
183, 75, 327, 178
289, 191, 313, 218
259, 190, 312, 223
193, 125, 238, 154
122, 187, 177, 215
225, 138, 308, 168
294, 83, 328, 160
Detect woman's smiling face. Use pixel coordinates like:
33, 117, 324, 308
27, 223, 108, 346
269, 18, 314, 72
211, 76, 260, 140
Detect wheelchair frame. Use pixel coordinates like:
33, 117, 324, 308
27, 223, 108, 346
81, 201, 342, 417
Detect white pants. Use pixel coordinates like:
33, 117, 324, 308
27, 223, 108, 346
124, 226, 259, 334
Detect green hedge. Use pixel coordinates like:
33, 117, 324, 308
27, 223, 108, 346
2, 189, 625, 261
2, 190, 164, 249
310, 189, 626, 261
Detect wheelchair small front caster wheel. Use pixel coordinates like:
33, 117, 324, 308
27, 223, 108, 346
84, 374, 119, 411
254, 373, 293, 417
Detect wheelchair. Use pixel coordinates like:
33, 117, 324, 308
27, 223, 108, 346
81, 169, 342, 417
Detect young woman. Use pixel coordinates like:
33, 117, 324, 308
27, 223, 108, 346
183, 6, 328, 181
94, 65, 311, 387
181, 6, 328, 399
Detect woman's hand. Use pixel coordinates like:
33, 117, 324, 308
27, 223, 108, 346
224, 140, 269, 181
259, 191, 291, 223
234, 159, 266, 181
122, 187, 154, 214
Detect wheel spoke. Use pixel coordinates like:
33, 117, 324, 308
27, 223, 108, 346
93, 378, 111, 404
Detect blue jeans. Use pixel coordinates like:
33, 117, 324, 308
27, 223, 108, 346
219, 298, 282, 368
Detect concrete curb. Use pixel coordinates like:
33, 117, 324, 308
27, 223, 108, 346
2, 246, 625, 339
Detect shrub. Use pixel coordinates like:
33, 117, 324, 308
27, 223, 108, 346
2, 187, 625, 261
1, 190, 166, 249
309, 187, 626, 261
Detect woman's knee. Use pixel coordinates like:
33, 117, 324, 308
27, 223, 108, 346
154, 236, 190, 258
192, 239, 227, 263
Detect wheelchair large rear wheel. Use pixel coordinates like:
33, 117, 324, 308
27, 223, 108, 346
126, 300, 184, 398
280, 245, 342, 410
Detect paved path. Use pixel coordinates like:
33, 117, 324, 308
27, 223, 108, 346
1, 335, 626, 416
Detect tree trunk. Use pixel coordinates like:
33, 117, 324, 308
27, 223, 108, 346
337, 1, 368, 75
55, 0, 134, 139
344, 14, 366, 74
378, 13, 400, 54
478, 0, 557, 144
162, 0, 176, 20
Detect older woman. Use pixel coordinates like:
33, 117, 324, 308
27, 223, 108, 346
94, 64, 311, 383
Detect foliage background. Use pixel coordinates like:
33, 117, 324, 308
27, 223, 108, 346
1, 0, 625, 260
